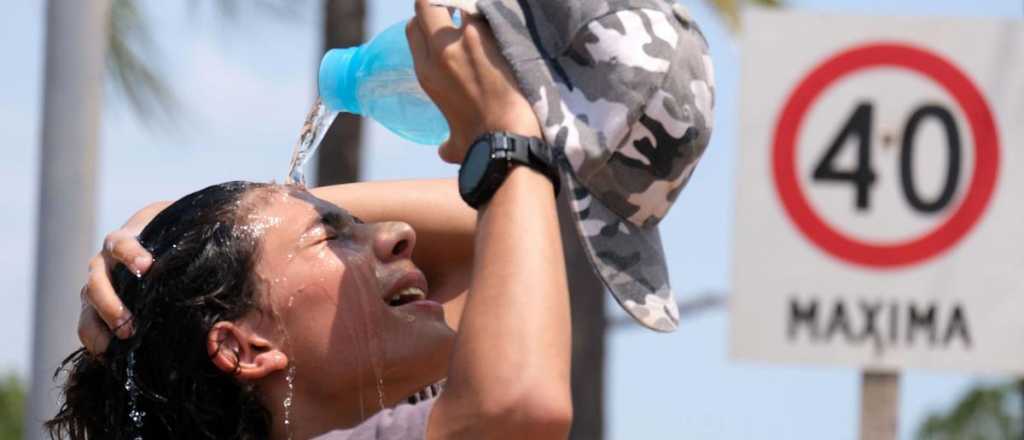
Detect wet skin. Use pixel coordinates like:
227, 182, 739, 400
233, 186, 456, 434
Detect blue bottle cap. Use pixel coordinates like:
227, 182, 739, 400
319, 48, 362, 114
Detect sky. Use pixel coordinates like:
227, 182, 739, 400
1, 1, 1021, 439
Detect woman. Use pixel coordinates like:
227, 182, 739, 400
58, 3, 571, 439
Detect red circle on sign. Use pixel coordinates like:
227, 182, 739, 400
772, 42, 999, 268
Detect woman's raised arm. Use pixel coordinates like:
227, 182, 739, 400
407, 1, 572, 438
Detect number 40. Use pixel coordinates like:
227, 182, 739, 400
812, 102, 962, 214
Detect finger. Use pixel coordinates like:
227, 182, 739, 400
460, 18, 488, 60
406, 20, 431, 72
414, 0, 457, 42
86, 256, 135, 339
462, 18, 516, 84
103, 231, 152, 277
78, 305, 111, 355
438, 140, 462, 164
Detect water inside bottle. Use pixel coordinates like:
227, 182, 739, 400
286, 98, 340, 187
357, 71, 450, 146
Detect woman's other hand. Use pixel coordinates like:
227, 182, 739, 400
406, 0, 541, 164
79, 201, 168, 355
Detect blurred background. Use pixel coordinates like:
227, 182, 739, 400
1, 0, 1022, 439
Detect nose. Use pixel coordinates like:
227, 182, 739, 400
372, 221, 416, 263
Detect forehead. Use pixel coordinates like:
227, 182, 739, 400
245, 185, 336, 214
237, 186, 341, 236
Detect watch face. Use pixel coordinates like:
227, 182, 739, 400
459, 139, 491, 193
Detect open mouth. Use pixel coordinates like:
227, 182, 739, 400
382, 269, 431, 308
385, 286, 427, 307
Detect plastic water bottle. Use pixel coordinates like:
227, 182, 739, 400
319, 19, 450, 145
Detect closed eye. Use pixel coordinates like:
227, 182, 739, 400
321, 212, 352, 241
324, 228, 339, 241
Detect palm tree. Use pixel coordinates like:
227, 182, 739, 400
916, 381, 1022, 440
28, 2, 109, 439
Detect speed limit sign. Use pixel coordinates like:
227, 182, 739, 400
731, 10, 1024, 373
772, 42, 1000, 268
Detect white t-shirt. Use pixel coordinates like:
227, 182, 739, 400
312, 397, 435, 440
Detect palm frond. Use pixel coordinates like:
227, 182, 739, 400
705, 0, 783, 32
107, 0, 179, 125
106, 0, 296, 126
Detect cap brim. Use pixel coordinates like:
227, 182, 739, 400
559, 167, 679, 332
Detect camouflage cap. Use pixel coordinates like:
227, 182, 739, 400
437, 0, 714, 332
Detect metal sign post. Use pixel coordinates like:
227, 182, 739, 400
859, 372, 899, 440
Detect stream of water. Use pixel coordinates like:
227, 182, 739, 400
286, 98, 340, 187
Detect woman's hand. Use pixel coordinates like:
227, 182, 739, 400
406, 0, 541, 164
79, 201, 168, 355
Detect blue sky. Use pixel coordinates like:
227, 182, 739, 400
1, 1, 1020, 439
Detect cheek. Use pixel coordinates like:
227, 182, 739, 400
329, 248, 389, 338
327, 243, 382, 315
276, 247, 388, 364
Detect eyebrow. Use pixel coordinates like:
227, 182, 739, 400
303, 210, 347, 232
322, 211, 345, 227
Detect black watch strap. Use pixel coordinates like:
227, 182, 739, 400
499, 132, 561, 195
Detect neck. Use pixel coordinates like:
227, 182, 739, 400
261, 372, 427, 440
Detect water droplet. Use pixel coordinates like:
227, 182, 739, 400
283, 365, 296, 440
124, 351, 146, 437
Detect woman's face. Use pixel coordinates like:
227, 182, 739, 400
244, 186, 454, 404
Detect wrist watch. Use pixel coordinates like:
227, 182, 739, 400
458, 131, 560, 209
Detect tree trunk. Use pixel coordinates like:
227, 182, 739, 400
316, 0, 366, 185
26, 1, 110, 438
557, 190, 607, 440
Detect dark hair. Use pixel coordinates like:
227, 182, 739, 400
47, 181, 275, 440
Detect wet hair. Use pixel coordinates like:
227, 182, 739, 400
46, 180, 276, 440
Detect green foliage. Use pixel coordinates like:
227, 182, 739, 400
705, 0, 784, 31
0, 375, 25, 440
917, 381, 1023, 440
105, 0, 292, 125
107, 0, 180, 125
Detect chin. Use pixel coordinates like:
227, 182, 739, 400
382, 319, 454, 380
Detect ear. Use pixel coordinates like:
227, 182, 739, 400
207, 321, 289, 381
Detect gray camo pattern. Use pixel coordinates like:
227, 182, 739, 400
467, 0, 714, 331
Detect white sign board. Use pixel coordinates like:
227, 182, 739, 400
731, 10, 1024, 374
